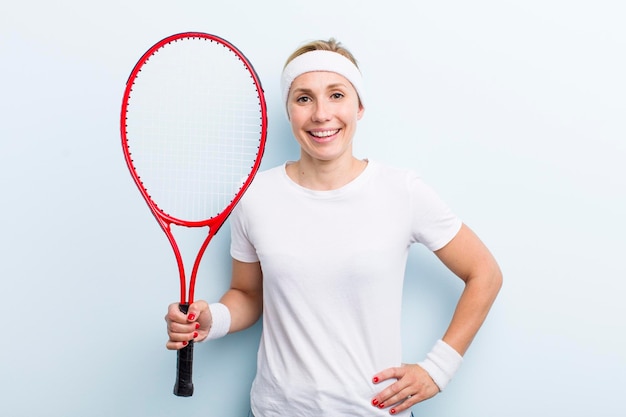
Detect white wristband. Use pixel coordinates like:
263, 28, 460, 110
203, 303, 231, 341
417, 339, 463, 391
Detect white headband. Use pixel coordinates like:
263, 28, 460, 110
280, 50, 365, 111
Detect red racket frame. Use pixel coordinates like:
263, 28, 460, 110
120, 32, 267, 307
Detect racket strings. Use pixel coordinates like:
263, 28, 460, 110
125, 37, 264, 222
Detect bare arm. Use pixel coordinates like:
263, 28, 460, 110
220, 258, 264, 333
435, 223, 503, 355
371, 223, 502, 413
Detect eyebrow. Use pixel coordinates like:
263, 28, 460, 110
290, 83, 351, 96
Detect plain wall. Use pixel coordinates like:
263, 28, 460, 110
1, 1, 624, 416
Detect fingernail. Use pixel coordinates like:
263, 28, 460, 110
195, 323, 200, 329
390, 408, 396, 415
182, 341, 188, 346
378, 403, 385, 409
372, 399, 379, 406
193, 332, 199, 338
372, 376, 379, 383
187, 313, 196, 321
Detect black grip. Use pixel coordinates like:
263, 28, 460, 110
173, 303, 194, 397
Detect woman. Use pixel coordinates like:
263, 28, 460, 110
165, 38, 502, 416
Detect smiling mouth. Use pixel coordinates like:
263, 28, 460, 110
309, 129, 340, 138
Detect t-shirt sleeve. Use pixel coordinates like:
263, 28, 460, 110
229, 200, 260, 263
408, 173, 462, 251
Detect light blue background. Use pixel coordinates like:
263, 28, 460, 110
1, 1, 624, 416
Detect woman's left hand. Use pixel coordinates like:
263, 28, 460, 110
371, 363, 440, 415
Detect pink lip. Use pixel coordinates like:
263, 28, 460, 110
308, 129, 340, 143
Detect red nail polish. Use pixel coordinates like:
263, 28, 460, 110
187, 314, 196, 321
390, 409, 396, 415
378, 403, 385, 409
372, 399, 379, 406
373, 376, 379, 383
182, 341, 188, 346
193, 332, 198, 338
195, 323, 200, 329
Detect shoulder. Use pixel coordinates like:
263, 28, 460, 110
254, 164, 285, 182
246, 164, 286, 192
236, 163, 288, 210
367, 160, 423, 190
368, 161, 454, 212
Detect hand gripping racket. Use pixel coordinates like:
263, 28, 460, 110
120, 32, 267, 397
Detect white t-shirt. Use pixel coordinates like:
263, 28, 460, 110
230, 160, 462, 416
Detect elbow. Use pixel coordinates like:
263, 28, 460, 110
467, 259, 503, 300
487, 262, 503, 299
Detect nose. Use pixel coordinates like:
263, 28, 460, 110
312, 100, 331, 122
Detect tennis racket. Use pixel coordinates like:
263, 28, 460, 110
120, 32, 267, 397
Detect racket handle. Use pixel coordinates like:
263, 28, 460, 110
173, 303, 194, 397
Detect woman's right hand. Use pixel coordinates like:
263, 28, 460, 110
164, 301, 211, 349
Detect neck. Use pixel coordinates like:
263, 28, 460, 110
286, 155, 368, 191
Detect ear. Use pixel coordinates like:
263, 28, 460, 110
357, 103, 365, 120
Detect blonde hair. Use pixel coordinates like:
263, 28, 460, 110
284, 38, 359, 69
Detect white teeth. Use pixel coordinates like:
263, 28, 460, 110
310, 129, 339, 138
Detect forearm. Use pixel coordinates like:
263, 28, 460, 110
373, 267, 502, 403
442, 266, 502, 355
219, 287, 263, 333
